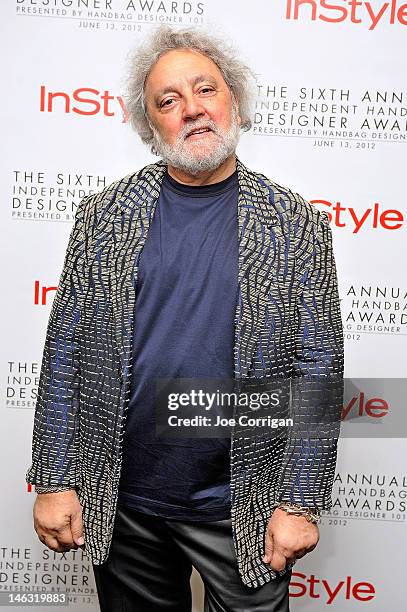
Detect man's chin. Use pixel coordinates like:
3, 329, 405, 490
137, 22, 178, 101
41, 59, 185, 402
153, 135, 237, 175
185, 152, 215, 165
183, 141, 218, 157
168, 154, 228, 176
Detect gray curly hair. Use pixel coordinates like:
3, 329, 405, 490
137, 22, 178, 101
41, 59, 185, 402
124, 26, 255, 147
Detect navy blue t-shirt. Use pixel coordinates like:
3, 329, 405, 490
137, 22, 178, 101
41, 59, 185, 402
118, 170, 239, 520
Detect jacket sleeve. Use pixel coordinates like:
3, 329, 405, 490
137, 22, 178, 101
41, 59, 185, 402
25, 195, 91, 489
277, 199, 344, 512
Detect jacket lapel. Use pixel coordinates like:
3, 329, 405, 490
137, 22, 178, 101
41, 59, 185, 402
108, 162, 167, 380
234, 159, 288, 378
107, 159, 287, 385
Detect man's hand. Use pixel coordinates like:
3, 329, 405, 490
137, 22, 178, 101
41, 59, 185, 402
262, 507, 319, 571
33, 490, 84, 553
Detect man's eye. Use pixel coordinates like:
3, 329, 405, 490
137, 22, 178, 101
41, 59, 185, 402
200, 87, 214, 94
161, 98, 175, 107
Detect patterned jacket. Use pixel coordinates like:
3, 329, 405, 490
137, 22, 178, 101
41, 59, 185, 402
26, 158, 344, 588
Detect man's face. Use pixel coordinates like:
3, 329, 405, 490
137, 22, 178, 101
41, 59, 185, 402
144, 48, 241, 175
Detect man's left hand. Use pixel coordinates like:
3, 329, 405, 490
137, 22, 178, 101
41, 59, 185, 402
262, 507, 319, 571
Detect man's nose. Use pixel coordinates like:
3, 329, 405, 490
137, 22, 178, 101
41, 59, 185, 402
182, 94, 205, 121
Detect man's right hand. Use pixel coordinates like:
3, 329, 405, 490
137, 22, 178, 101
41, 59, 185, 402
33, 490, 84, 553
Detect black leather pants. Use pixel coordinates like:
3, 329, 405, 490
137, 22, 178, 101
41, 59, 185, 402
92, 505, 291, 612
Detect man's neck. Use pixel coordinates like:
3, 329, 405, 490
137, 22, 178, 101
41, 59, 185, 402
167, 154, 237, 186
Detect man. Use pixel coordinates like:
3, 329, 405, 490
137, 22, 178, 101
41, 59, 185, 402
26, 26, 344, 611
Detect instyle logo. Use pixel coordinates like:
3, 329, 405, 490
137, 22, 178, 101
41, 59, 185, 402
342, 390, 388, 421
285, 0, 407, 30
39, 86, 128, 122
311, 199, 404, 233
34, 281, 58, 306
289, 572, 375, 603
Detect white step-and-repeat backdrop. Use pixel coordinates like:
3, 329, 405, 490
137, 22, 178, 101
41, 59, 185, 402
1, 1, 406, 610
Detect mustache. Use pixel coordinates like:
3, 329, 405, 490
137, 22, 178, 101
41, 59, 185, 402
178, 120, 220, 140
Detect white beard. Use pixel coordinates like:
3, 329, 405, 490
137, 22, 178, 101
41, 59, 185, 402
151, 106, 241, 176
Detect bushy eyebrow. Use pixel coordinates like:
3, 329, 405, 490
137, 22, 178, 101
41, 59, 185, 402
154, 74, 218, 104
